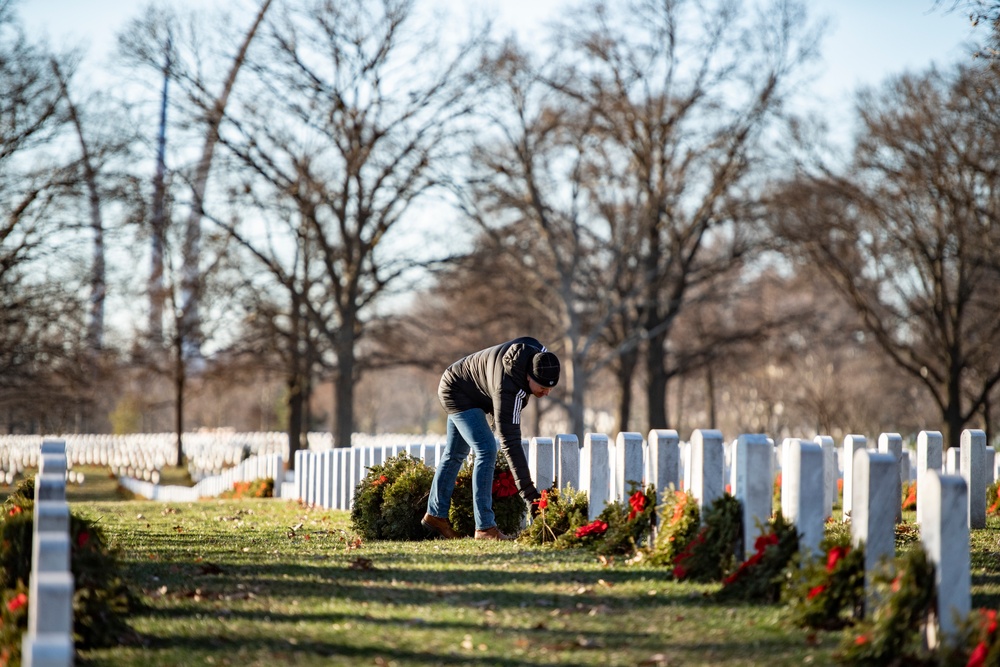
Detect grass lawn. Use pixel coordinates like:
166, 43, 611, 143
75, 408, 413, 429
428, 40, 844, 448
18, 467, 1000, 666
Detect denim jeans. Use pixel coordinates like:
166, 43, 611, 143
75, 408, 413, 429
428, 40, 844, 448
427, 409, 498, 531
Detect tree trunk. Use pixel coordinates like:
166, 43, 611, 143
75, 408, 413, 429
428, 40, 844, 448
945, 372, 964, 451
334, 323, 356, 448
674, 373, 685, 436
180, 0, 273, 364
984, 393, 994, 454
645, 327, 669, 431
51, 60, 105, 351
706, 363, 717, 429
615, 344, 639, 434
286, 373, 303, 467
149, 40, 171, 345
173, 328, 186, 467
286, 289, 307, 467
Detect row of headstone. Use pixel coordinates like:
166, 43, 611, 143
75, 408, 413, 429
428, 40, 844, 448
288, 430, 683, 516
23, 439, 74, 667
118, 454, 284, 501
836, 430, 992, 529
747, 431, 977, 640
291, 442, 444, 508
298, 427, 978, 641
0, 432, 448, 484
851, 452, 968, 636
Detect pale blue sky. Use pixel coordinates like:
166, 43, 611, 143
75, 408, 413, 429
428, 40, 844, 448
18, 0, 977, 95
15, 0, 980, 142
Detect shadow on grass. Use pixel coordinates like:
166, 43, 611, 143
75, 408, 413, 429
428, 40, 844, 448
124, 559, 709, 613
132, 630, 642, 666
116, 600, 822, 667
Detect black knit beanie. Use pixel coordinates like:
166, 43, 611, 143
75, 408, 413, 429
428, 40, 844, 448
529, 351, 560, 387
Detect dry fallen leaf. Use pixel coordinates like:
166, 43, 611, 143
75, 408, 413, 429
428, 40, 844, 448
347, 556, 375, 571
576, 635, 604, 648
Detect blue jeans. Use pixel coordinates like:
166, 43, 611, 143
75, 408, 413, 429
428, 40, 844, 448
427, 409, 498, 531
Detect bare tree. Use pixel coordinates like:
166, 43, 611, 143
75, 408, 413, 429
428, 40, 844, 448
452, 42, 627, 437
214, 0, 486, 449
0, 5, 102, 430
48, 55, 136, 354
456, 0, 820, 436
770, 64, 1000, 449
556, 0, 819, 432
939, 1, 1000, 66
212, 206, 328, 463
176, 0, 273, 364
117, 1, 274, 463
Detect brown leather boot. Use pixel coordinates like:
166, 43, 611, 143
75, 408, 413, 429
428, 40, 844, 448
421, 513, 460, 539
474, 526, 514, 541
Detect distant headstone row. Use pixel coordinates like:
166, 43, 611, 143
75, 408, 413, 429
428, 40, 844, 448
0, 432, 444, 485
119, 454, 284, 502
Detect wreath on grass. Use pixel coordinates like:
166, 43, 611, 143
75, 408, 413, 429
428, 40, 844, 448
715, 510, 799, 602
667, 493, 742, 582
833, 546, 936, 664
448, 457, 527, 537
518, 486, 590, 547
901, 481, 917, 512
0, 582, 28, 666
587, 484, 657, 557
350, 454, 435, 540
647, 487, 700, 568
0, 477, 139, 661
782, 535, 865, 629
987, 479, 1000, 517
350, 453, 526, 540
219, 478, 274, 499
954, 607, 1000, 667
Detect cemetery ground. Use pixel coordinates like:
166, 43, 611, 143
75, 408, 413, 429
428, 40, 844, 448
10, 468, 1000, 666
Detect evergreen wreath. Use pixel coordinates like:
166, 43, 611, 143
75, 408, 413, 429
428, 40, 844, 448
0, 582, 28, 667
670, 493, 742, 582
833, 546, 937, 665
382, 463, 438, 540
586, 483, 657, 557
647, 487, 700, 568
987, 479, 1000, 517
518, 486, 590, 547
901, 481, 917, 512
952, 606, 1000, 667
218, 478, 274, 499
782, 534, 865, 629
716, 510, 799, 603
0, 478, 139, 658
448, 456, 527, 537
350, 453, 433, 540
